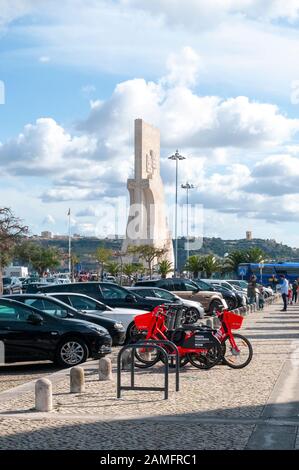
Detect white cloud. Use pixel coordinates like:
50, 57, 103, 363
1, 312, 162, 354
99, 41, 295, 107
43, 214, 56, 225
0, 118, 97, 175
1, 46, 299, 232
122, 0, 299, 28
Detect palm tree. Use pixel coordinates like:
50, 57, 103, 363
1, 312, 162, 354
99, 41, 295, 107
157, 259, 173, 279
223, 250, 248, 275
200, 255, 222, 279
246, 247, 265, 263
123, 263, 144, 285
185, 255, 203, 278
106, 261, 120, 277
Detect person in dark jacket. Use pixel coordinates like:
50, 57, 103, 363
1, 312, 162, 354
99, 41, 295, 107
292, 280, 298, 304
247, 275, 257, 305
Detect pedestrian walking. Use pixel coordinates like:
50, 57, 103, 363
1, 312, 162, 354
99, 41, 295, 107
280, 274, 289, 312
288, 283, 293, 305
247, 275, 257, 305
292, 280, 298, 304
258, 285, 265, 310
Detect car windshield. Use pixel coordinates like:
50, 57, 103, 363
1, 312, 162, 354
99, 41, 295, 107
194, 280, 213, 291
153, 289, 176, 300
69, 295, 107, 311
100, 284, 129, 300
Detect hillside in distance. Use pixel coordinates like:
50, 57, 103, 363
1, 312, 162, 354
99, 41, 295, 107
33, 236, 299, 271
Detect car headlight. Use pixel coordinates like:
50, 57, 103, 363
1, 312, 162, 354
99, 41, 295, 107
114, 322, 124, 330
90, 326, 106, 335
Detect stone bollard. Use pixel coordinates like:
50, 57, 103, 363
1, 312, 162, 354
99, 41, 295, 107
121, 350, 133, 370
70, 366, 85, 393
99, 357, 113, 381
35, 378, 52, 412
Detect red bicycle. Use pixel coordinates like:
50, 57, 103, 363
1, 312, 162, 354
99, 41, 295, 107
212, 308, 253, 369
133, 305, 223, 370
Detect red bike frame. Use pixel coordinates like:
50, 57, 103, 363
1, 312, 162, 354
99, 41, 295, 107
134, 306, 218, 359
213, 309, 244, 352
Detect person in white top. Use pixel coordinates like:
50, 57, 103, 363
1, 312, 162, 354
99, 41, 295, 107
280, 274, 289, 311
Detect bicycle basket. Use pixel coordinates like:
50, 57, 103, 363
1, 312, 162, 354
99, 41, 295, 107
223, 311, 243, 330
134, 312, 154, 330
165, 306, 184, 330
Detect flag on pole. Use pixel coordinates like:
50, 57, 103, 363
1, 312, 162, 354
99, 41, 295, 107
67, 208, 70, 216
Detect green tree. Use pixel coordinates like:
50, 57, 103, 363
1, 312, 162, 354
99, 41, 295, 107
30, 246, 61, 276
0, 208, 28, 294
223, 250, 248, 275
14, 241, 40, 267
246, 247, 265, 263
106, 261, 120, 277
157, 259, 173, 279
123, 263, 144, 285
95, 247, 113, 280
185, 255, 203, 278
200, 255, 222, 279
223, 248, 266, 276
128, 245, 168, 279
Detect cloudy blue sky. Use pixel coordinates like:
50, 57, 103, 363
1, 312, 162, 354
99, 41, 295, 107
1, 0, 299, 245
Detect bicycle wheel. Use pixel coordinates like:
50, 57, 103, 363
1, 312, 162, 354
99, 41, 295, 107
222, 333, 253, 369
134, 347, 161, 368
187, 342, 222, 370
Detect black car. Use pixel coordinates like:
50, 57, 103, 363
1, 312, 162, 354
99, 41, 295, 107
0, 298, 112, 367
127, 287, 205, 322
5, 294, 126, 346
28, 282, 173, 310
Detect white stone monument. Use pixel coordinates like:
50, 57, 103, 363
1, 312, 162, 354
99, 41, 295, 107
123, 119, 174, 266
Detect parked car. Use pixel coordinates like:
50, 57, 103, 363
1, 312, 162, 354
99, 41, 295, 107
0, 298, 112, 367
228, 280, 248, 290
5, 294, 126, 346
42, 292, 149, 341
2, 276, 22, 294
202, 279, 247, 307
127, 286, 205, 322
28, 282, 175, 311
193, 279, 239, 310
133, 278, 225, 315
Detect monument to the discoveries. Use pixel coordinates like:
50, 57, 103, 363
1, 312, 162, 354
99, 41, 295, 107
123, 119, 174, 267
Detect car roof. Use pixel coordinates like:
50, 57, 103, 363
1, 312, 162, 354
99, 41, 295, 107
0, 297, 55, 317
4, 293, 79, 313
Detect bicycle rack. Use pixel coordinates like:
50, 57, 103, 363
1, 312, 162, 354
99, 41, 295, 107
117, 340, 179, 400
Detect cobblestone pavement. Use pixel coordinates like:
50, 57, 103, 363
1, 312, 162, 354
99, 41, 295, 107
1, 299, 299, 450
0, 362, 59, 393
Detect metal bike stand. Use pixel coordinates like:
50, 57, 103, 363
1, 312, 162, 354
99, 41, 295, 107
139, 339, 180, 392
117, 340, 179, 400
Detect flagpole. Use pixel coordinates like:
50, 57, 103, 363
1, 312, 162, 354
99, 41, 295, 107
68, 209, 71, 279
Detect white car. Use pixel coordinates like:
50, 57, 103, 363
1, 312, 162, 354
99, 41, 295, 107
47, 292, 149, 340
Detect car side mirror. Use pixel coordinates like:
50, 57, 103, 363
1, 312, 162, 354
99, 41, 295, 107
27, 313, 43, 325
125, 294, 136, 303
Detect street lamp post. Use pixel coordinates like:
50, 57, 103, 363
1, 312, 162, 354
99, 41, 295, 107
168, 150, 186, 275
181, 182, 194, 264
